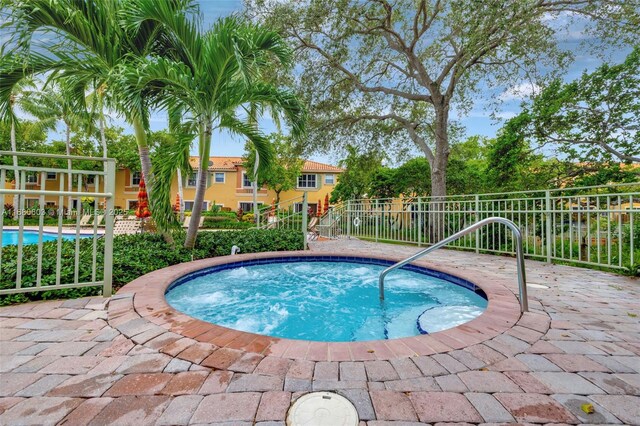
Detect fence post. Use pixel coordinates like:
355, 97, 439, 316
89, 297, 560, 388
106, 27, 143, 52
301, 192, 308, 249
417, 197, 423, 247
545, 190, 552, 263
346, 199, 352, 239
475, 194, 480, 254
375, 201, 380, 242
102, 159, 115, 297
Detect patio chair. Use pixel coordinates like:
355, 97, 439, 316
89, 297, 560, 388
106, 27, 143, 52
113, 219, 141, 235
94, 214, 104, 227
307, 216, 320, 241
78, 214, 91, 226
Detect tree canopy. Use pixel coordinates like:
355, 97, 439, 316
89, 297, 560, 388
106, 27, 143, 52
503, 47, 640, 164
247, 0, 640, 198
244, 134, 304, 204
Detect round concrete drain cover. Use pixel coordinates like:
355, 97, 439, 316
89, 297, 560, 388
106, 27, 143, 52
287, 392, 358, 426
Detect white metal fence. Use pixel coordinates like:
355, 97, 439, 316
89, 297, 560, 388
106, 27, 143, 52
0, 151, 116, 296
257, 193, 309, 246
319, 183, 640, 271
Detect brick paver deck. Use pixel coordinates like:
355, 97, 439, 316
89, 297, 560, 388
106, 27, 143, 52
1, 239, 638, 425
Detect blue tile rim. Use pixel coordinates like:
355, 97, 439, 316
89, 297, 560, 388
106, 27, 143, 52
165, 255, 488, 301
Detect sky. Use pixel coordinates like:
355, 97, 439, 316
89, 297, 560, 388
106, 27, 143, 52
7, 0, 632, 166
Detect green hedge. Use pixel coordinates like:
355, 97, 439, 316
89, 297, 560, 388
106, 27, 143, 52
202, 211, 237, 219
0, 228, 303, 306
202, 217, 254, 229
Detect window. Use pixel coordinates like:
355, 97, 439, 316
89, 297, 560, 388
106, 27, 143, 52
324, 174, 334, 185
242, 172, 253, 188
25, 173, 38, 184
184, 201, 209, 211
86, 175, 95, 185
131, 171, 141, 186
187, 172, 198, 187
294, 203, 317, 214
46, 172, 56, 180
239, 202, 253, 212
127, 200, 138, 210
214, 172, 225, 183
297, 174, 317, 188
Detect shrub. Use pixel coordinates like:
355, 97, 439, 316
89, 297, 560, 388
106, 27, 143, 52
202, 211, 236, 219
202, 218, 254, 229
195, 228, 303, 256
0, 228, 304, 306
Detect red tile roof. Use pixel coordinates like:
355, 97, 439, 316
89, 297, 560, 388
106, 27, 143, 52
189, 156, 342, 173
302, 160, 343, 173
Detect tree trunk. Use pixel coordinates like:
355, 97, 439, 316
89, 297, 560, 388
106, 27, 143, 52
10, 120, 19, 219
132, 116, 152, 196
275, 189, 282, 205
66, 123, 73, 218
100, 109, 107, 158
184, 124, 211, 249
428, 106, 450, 242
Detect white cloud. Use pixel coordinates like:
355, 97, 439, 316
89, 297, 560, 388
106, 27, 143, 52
494, 111, 518, 120
499, 83, 540, 101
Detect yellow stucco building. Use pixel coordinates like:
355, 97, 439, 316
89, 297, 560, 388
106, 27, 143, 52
4, 156, 343, 215
117, 157, 342, 214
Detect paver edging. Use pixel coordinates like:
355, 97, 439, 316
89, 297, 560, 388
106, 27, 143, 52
109, 250, 523, 364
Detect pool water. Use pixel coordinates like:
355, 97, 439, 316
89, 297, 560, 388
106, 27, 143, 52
1, 230, 91, 247
166, 260, 488, 342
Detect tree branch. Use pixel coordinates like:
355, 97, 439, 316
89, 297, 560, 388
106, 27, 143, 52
290, 28, 433, 102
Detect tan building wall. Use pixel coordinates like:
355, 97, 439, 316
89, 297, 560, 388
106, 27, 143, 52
3, 157, 342, 215
135, 157, 343, 214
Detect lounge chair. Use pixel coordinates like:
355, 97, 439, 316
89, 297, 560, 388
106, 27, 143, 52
182, 216, 205, 228
113, 219, 141, 235
94, 214, 104, 227
78, 214, 91, 226
307, 216, 319, 241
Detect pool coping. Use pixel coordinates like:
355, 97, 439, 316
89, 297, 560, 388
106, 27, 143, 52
2, 225, 104, 236
109, 250, 523, 362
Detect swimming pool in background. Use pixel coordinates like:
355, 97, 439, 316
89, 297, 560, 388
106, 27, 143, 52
165, 257, 488, 342
1, 230, 93, 247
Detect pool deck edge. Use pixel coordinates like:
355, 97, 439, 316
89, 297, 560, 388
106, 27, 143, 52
109, 250, 525, 363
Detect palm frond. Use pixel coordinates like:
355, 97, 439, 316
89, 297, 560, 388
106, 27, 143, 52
220, 112, 273, 176
148, 128, 194, 233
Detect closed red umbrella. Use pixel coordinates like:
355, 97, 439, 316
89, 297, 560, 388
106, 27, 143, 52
135, 176, 151, 219
324, 194, 330, 215
317, 199, 322, 217
270, 198, 276, 216
174, 193, 181, 213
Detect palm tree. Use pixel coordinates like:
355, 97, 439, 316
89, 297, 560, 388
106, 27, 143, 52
116, 9, 306, 248
20, 83, 95, 214
2, 0, 199, 206
2, 75, 62, 217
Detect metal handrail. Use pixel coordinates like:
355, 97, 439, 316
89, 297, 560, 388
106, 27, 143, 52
378, 217, 528, 312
